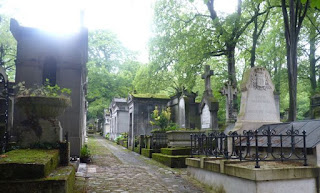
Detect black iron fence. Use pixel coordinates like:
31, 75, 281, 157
0, 73, 9, 154
190, 126, 307, 168
152, 131, 167, 151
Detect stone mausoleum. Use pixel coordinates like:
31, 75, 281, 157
10, 19, 88, 156
109, 98, 129, 141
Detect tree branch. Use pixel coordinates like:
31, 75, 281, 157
206, 0, 217, 20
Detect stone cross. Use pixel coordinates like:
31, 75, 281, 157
221, 81, 237, 123
202, 65, 213, 96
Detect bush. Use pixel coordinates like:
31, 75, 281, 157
150, 106, 172, 130
105, 133, 110, 140
80, 144, 91, 158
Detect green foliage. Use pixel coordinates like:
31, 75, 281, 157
80, 144, 91, 158
87, 30, 141, 119
150, 106, 173, 130
0, 15, 16, 81
105, 133, 110, 140
15, 80, 71, 99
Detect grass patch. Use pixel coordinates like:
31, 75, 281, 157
86, 135, 121, 166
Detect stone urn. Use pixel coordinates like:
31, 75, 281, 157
166, 130, 205, 148
16, 96, 71, 119
15, 96, 71, 148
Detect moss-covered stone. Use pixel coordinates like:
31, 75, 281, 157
152, 153, 190, 168
134, 146, 141, 154
132, 93, 170, 99
0, 165, 75, 193
0, 149, 59, 180
160, 147, 191, 155
141, 148, 153, 158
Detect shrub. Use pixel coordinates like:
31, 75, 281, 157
80, 144, 91, 158
105, 133, 110, 140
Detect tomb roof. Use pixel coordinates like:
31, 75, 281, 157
250, 120, 320, 148
131, 93, 170, 99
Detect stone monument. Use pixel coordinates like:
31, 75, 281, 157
10, 19, 88, 156
220, 81, 238, 123
233, 67, 280, 132
199, 65, 219, 131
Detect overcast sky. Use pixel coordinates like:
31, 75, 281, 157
1, 0, 237, 63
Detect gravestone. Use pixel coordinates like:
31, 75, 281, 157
167, 91, 200, 129
199, 65, 219, 131
233, 67, 280, 132
220, 81, 238, 123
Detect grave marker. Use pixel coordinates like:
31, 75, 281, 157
233, 67, 280, 132
199, 65, 219, 131
220, 81, 238, 123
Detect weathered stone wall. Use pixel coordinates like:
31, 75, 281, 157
188, 167, 316, 193
11, 19, 88, 156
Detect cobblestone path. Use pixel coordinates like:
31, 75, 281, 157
74, 135, 208, 193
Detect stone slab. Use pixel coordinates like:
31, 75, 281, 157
0, 165, 75, 193
188, 166, 317, 193
152, 153, 190, 168
0, 149, 59, 180
160, 147, 191, 156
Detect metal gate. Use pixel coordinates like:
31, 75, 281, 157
0, 68, 9, 153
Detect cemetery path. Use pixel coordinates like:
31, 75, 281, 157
75, 135, 208, 193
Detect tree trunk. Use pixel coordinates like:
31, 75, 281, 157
250, 17, 258, 68
309, 25, 317, 92
281, 0, 308, 121
226, 45, 237, 87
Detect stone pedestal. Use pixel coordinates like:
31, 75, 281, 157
17, 118, 62, 148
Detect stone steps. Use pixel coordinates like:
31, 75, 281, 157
0, 165, 75, 193
0, 149, 75, 193
152, 153, 190, 168
151, 147, 191, 168
0, 149, 59, 180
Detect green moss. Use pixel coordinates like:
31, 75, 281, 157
0, 166, 75, 193
134, 146, 141, 154
0, 149, 59, 180
152, 153, 190, 168
240, 68, 251, 91
132, 93, 170, 99
141, 148, 153, 158
0, 149, 58, 164
46, 166, 75, 193
160, 148, 191, 156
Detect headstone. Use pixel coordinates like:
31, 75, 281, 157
233, 67, 280, 132
220, 81, 237, 123
199, 65, 219, 131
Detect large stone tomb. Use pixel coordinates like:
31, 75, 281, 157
233, 67, 280, 132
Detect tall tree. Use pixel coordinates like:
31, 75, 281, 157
0, 15, 16, 80
281, 0, 309, 121
87, 29, 140, 119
